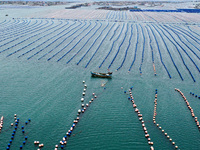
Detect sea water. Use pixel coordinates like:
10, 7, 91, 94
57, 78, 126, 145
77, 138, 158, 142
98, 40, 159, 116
0, 5, 200, 150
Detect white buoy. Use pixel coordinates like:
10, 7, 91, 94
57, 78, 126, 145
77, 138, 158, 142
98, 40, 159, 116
81, 98, 84, 102
39, 144, 44, 147
82, 92, 85, 96
150, 146, 154, 150
78, 109, 81, 113
83, 81, 85, 83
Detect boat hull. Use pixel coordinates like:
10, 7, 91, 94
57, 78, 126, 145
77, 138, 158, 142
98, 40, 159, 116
91, 72, 112, 78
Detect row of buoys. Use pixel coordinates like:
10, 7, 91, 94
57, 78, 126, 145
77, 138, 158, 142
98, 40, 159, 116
117, 24, 133, 71
70, 22, 102, 64
190, 92, 200, 99
106, 11, 128, 20
109, 24, 120, 41
0, 19, 22, 34
85, 23, 115, 68
37, 21, 78, 60
34, 141, 44, 149
127, 87, 154, 150
77, 22, 109, 65
129, 12, 139, 21
187, 26, 200, 38
158, 25, 196, 82
48, 21, 87, 61
2, 20, 39, 42
56, 81, 98, 149
6, 114, 30, 150
66, 22, 99, 64
17, 20, 66, 59
2, 20, 42, 42
148, 24, 172, 79
143, 13, 158, 22
128, 24, 139, 72
164, 25, 200, 73
0, 19, 29, 40
57, 21, 92, 62
0, 19, 34, 40
108, 23, 128, 69
175, 88, 200, 130
29, 21, 84, 60
153, 89, 179, 149
145, 25, 156, 76
0, 116, 3, 132
151, 24, 183, 80
7, 20, 60, 57
1, 20, 52, 55
175, 26, 200, 53
166, 25, 200, 60
138, 24, 145, 75
0, 19, 48, 50
172, 25, 200, 42
0, 19, 7, 26
99, 23, 125, 69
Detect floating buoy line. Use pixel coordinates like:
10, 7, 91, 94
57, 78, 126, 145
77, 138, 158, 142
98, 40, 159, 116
55, 81, 98, 149
190, 92, 200, 99
153, 89, 179, 149
1, 114, 32, 150
145, 26, 157, 76
0, 116, 4, 132
125, 87, 154, 150
175, 88, 200, 130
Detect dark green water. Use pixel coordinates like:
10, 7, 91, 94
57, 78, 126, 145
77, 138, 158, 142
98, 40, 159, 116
0, 56, 199, 149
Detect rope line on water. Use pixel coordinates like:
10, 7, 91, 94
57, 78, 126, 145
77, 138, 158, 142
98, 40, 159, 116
139, 24, 146, 75
157, 25, 196, 82
57, 21, 93, 62
117, 24, 133, 71
66, 22, 102, 64
25, 21, 78, 60
164, 25, 200, 70
85, 23, 116, 68
0, 20, 48, 51
7, 20, 61, 57
128, 24, 139, 72
150, 24, 183, 80
99, 23, 125, 68
145, 26, 157, 76
148, 24, 172, 79
76, 22, 109, 65
110, 25, 120, 41
108, 23, 129, 69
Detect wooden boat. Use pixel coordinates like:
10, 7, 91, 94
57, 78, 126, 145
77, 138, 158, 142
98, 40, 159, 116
91, 72, 112, 78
